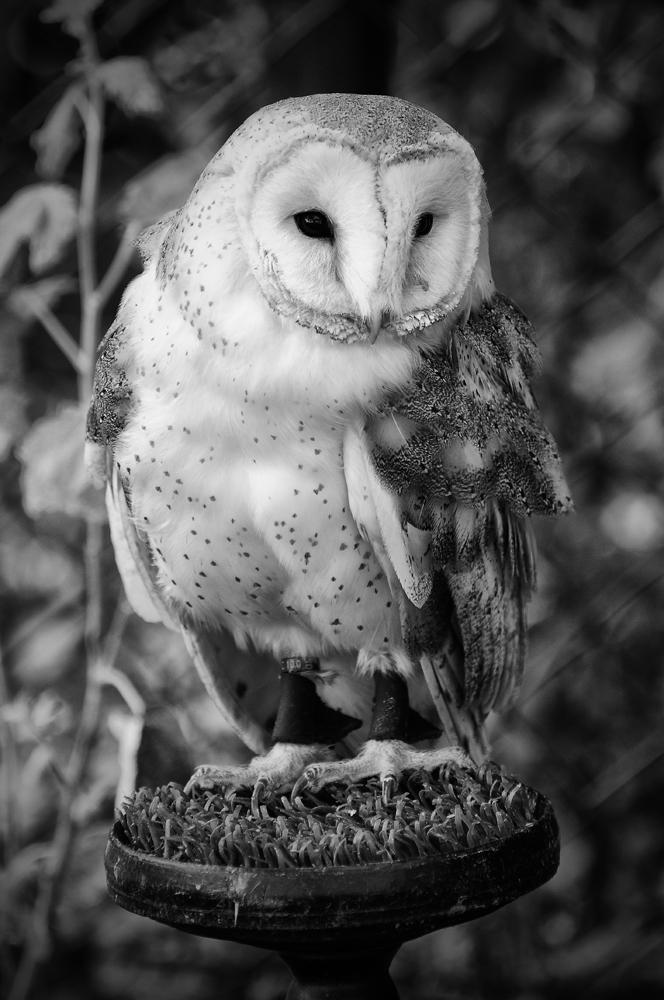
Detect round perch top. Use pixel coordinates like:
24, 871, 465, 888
106, 761, 559, 952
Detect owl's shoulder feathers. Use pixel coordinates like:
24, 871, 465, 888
371, 293, 571, 523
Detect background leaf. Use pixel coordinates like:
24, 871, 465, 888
0, 185, 77, 280
445, 0, 501, 48
0, 385, 28, 462
11, 613, 84, 685
95, 58, 164, 118
31, 83, 83, 180
18, 404, 106, 522
41, 0, 105, 38
7, 276, 77, 320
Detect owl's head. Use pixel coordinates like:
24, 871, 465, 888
158, 95, 494, 344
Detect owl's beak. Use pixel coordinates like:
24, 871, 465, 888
368, 312, 389, 344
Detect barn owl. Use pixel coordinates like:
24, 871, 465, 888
86, 94, 570, 800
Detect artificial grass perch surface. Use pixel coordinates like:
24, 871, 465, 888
117, 760, 545, 869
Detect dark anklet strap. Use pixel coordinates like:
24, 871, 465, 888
369, 673, 409, 740
271, 660, 362, 745
369, 673, 442, 742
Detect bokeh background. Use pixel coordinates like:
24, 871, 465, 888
1, 1, 664, 997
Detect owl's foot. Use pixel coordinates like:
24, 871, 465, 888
291, 738, 475, 801
186, 654, 363, 806
185, 742, 337, 806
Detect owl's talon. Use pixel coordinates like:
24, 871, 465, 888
381, 773, 397, 804
251, 779, 268, 817
184, 765, 222, 794
291, 768, 313, 800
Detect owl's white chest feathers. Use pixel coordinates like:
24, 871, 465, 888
115, 270, 424, 659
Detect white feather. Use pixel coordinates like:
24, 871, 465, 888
343, 426, 433, 609
105, 465, 177, 630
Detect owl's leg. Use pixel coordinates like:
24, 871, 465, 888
292, 671, 474, 799
185, 657, 361, 804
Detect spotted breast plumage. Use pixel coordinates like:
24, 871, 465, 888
86, 94, 571, 794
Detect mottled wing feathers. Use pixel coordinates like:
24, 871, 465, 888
370, 294, 570, 521
85, 320, 132, 471
443, 512, 531, 714
359, 293, 571, 724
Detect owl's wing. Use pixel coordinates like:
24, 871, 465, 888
84, 295, 271, 755
344, 293, 571, 753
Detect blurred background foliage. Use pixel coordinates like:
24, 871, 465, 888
1, 0, 663, 997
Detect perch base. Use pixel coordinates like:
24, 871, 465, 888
105, 792, 559, 999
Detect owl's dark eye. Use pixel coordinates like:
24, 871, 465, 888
294, 211, 333, 239
413, 213, 434, 238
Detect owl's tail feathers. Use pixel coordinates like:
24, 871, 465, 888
420, 651, 489, 764
181, 627, 272, 756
